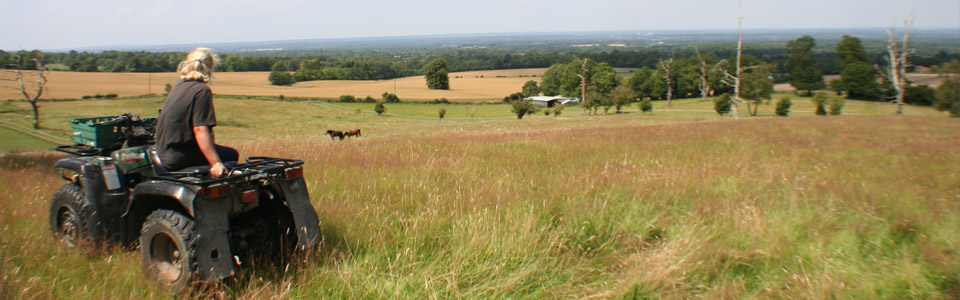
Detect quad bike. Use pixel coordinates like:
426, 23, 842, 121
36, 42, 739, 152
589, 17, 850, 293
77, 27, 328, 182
49, 113, 321, 292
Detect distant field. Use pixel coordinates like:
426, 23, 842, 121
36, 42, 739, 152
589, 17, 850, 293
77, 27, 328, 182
3, 69, 944, 102
0, 69, 547, 102
774, 74, 942, 91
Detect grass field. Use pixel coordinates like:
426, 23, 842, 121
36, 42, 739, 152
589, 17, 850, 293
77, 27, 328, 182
0, 90, 958, 299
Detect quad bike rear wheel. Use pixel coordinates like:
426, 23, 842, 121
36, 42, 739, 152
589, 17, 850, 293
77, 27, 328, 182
140, 209, 199, 293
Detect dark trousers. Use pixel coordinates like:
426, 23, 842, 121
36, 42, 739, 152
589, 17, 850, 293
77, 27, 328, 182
216, 145, 239, 164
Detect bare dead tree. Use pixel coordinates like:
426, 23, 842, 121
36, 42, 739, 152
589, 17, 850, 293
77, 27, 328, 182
719, 0, 754, 119
574, 56, 589, 115
695, 47, 711, 102
11, 54, 48, 129
659, 57, 674, 107
886, 16, 914, 115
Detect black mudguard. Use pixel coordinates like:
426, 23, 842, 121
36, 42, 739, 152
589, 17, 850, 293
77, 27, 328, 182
277, 177, 322, 249
53, 158, 127, 243
126, 181, 235, 281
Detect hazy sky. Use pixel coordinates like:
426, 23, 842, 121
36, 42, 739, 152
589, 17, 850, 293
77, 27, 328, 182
1, 0, 957, 50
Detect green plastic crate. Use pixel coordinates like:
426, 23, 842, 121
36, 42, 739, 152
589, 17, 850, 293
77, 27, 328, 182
71, 116, 124, 148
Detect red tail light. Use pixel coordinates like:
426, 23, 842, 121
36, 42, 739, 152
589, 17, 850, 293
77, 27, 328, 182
200, 184, 231, 198
284, 167, 303, 180
241, 189, 257, 204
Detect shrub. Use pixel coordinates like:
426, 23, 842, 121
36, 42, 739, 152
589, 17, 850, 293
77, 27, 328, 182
828, 96, 845, 115
904, 85, 937, 106
640, 99, 653, 114
278, 94, 285, 100
439, 108, 447, 119
432, 98, 450, 104
339, 95, 357, 102
811, 91, 829, 115
374, 101, 386, 115
82, 95, 92, 99
503, 92, 524, 103
553, 105, 564, 117
364, 96, 376, 103
775, 97, 792, 116
544, 108, 551, 116
268, 70, 295, 86
714, 94, 732, 116
94, 94, 104, 99
382, 92, 401, 103
511, 99, 535, 119
164, 83, 172, 95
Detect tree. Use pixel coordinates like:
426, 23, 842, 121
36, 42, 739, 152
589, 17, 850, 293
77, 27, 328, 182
8, 53, 48, 129
828, 96, 845, 115
382, 92, 401, 103
837, 35, 868, 67
714, 93, 732, 116
719, 0, 750, 119
374, 101, 386, 116
539, 63, 567, 96
840, 62, 879, 99
935, 60, 960, 116
885, 17, 914, 115
511, 99, 535, 119
424, 58, 449, 90
659, 57, 675, 106
695, 47, 713, 102
786, 36, 825, 95
741, 64, 775, 116
642, 69, 667, 100
611, 84, 636, 113
904, 85, 937, 106
438, 108, 447, 119
639, 98, 653, 114
574, 57, 589, 115
522, 80, 540, 97
776, 97, 792, 116
268, 70, 295, 86
811, 91, 829, 115
628, 66, 653, 99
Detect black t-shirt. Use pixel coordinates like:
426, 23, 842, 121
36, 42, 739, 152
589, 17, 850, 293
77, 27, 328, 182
155, 79, 217, 170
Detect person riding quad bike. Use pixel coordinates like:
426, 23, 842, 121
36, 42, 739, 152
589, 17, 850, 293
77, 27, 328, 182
50, 112, 321, 292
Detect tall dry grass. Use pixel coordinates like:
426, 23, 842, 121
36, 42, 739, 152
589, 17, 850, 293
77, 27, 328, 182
1, 115, 958, 299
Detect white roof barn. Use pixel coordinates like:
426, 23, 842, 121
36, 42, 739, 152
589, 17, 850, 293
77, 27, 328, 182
524, 96, 580, 108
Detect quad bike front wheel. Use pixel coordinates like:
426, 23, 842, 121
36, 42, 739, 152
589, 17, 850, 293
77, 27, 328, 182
140, 209, 199, 293
48, 183, 101, 249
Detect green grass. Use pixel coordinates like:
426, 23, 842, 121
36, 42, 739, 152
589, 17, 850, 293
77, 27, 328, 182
0, 126, 58, 153
0, 95, 958, 299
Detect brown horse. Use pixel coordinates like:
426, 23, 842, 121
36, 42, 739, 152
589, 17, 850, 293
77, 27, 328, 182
326, 130, 345, 141
344, 129, 362, 139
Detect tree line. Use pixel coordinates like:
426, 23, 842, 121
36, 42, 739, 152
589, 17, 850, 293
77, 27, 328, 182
4, 43, 957, 79
521, 34, 959, 116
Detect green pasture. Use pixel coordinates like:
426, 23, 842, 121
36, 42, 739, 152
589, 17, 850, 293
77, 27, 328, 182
0, 92, 947, 153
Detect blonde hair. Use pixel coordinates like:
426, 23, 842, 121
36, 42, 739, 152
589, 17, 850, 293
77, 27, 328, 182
178, 47, 219, 82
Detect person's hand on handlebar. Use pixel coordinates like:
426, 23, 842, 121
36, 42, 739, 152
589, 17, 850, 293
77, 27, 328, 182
210, 161, 227, 177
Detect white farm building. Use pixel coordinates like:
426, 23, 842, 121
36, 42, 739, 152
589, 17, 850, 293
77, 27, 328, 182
524, 96, 580, 108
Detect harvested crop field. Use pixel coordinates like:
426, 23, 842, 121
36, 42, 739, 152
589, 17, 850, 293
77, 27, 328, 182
0, 69, 547, 102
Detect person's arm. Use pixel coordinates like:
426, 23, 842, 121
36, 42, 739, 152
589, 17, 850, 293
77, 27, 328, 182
193, 125, 226, 176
